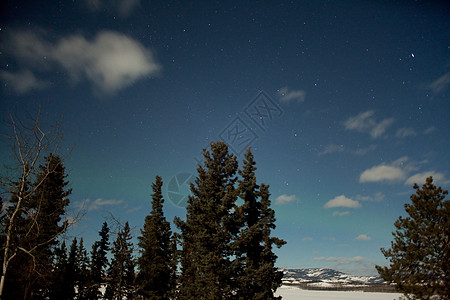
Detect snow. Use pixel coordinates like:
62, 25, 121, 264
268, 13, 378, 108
276, 285, 402, 300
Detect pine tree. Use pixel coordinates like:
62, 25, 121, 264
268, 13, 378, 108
137, 176, 175, 299
376, 176, 450, 299
236, 148, 286, 299
106, 222, 135, 299
175, 141, 239, 299
88, 221, 110, 299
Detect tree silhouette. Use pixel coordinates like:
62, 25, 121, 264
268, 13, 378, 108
376, 176, 450, 299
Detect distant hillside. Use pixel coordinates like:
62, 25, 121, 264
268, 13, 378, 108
281, 268, 395, 292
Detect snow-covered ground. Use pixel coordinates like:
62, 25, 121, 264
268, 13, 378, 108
276, 285, 403, 300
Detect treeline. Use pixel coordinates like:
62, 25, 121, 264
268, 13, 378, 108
1, 141, 286, 299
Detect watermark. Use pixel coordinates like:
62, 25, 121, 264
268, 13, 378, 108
166, 91, 283, 208
219, 115, 258, 156
166, 172, 195, 208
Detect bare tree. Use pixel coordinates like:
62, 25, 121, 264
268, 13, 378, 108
0, 110, 77, 299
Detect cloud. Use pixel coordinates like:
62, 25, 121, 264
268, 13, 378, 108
278, 86, 306, 103
332, 211, 350, 217
78, 198, 125, 211
85, 0, 141, 17
370, 118, 394, 138
0, 70, 48, 94
396, 127, 417, 138
355, 234, 371, 241
423, 126, 436, 135
318, 144, 345, 156
429, 72, 450, 93
302, 237, 313, 241
313, 256, 365, 264
324, 195, 361, 209
352, 145, 377, 156
313, 256, 377, 276
356, 192, 385, 202
405, 171, 447, 186
3, 29, 160, 94
359, 165, 406, 183
276, 194, 297, 205
343, 110, 394, 138
318, 144, 376, 156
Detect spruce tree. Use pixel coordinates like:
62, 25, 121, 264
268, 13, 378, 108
88, 221, 110, 299
236, 148, 286, 299
106, 222, 135, 299
137, 176, 175, 299
257, 183, 286, 299
49, 240, 69, 300
175, 141, 239, 299
376, 176, 450, 299
76, 238, 90, 300
2, 155, 71, 299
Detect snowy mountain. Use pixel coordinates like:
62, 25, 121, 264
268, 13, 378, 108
281, 268, 390, 291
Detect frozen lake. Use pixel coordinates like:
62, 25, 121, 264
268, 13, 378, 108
276, 285, 402, 300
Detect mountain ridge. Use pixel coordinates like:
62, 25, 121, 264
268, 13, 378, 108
281, 267, 386, 286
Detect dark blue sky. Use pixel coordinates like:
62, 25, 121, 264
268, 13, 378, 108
1, 0, 449, 275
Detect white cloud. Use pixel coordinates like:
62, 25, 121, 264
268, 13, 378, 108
276, 194, 297, 205
343, 110, 394, 138
319, 144, 377, 156
356, 192, 385, 202
370, 117, 394, 138
352, 145, 377, 156
396, 127, 417, 138
0, 70, 48, 94
423, 126, 436, 135
318, 144, 344, 156
278, 86, 306, 103
4, 29, 160, 94
355, 234, 371, 241
313, 256, 365, 264
78, 198, 125, 211
53, 31, 159, 93
343, 110, 375, 132
332, 211, 350, 217
85, 0, 141, 17
359, 165, 406, 183
324, 195, 361, 209
405, 171, 446, 186
429, 72, 450, 93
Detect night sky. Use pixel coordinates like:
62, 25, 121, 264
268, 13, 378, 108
1, 0, 449, 275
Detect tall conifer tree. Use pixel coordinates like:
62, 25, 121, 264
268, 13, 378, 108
376, 176, 450, 299
76, 238, 90, 300
236, 148, 285, 299
88, 221, 110, 299
137, 176, 175, 299
175, 141, 239, 299
106, 222, 135, 299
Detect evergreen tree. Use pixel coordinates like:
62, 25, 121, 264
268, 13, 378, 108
257, 183, 286, 299
236, 149, 286, 299
2, 155, 71, 299
88, 222, 110, 299
175, 141, 239, 299
76, 238, 90, 300
49, 240, 69, 300
137, 176, 176, 299
66, 238, 79, 300
106, 222, 135, 299
376, 176, 450, 299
